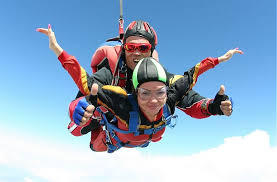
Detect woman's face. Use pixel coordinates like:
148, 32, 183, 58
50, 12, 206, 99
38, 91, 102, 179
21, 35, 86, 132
137, 81, 167, 121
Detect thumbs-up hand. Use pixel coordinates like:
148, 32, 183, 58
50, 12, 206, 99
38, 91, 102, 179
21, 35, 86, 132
72, 83, 99, 126
208, 85, 233, 116
85, 83, 99, 106
77, 83, 99, 126
72, 97, 94, 126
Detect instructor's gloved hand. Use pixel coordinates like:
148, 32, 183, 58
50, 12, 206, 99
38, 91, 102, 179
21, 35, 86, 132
208, 85, 233, 116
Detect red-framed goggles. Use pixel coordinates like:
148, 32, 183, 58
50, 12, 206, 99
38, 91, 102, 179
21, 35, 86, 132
124, 43, 152, 53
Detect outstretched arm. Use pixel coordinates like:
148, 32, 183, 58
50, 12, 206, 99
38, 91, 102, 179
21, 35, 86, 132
175, 86, 232, 118
37, 25, 116, 96
176, 89, 211, 118
37, 24, 94, 95
187, 48, 244, 89
168, 48, 242, 116
176, 85, 233, 118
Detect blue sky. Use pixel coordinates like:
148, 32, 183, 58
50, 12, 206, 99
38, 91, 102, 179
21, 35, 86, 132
0, 0, 276, 181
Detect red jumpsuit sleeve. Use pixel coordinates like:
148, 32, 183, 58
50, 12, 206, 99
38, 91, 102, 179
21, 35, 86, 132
186, 57, 219, 117
58, 51, 90, 95
189, 57, 219, 89
174, 57, 219, 118
177, 98, 215, 119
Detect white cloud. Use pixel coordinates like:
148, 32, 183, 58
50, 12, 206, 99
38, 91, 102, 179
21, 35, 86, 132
0, 129, 276, 182
24, 177, 34, 182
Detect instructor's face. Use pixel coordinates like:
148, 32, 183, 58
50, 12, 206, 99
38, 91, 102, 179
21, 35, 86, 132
124, 36, 151, 70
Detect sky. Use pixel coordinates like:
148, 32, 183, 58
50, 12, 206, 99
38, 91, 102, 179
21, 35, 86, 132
0, 0, 276, 181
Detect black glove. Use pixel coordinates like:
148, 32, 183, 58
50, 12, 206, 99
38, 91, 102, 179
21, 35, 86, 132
208, 93, 229, 115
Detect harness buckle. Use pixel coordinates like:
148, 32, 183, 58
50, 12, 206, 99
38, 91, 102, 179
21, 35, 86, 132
104, 130, 112, 144
168, 115, 178, 128
119, 65, 127, 74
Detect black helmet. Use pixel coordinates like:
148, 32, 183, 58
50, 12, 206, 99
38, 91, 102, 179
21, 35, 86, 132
132, 57, 167, 90
123, 20, 158, 50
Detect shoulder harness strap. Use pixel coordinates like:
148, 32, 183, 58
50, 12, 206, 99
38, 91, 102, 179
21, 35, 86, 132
127, 94, 141, 135
112, 54, 127, 87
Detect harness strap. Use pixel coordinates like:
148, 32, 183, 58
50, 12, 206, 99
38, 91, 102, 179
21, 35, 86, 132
138, 104, 176, 135
105, 127, 150, 153
112, 55, 127, 87
96, 98, 177, 153
99, 109, 149, 153
127, 94, 140, 133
